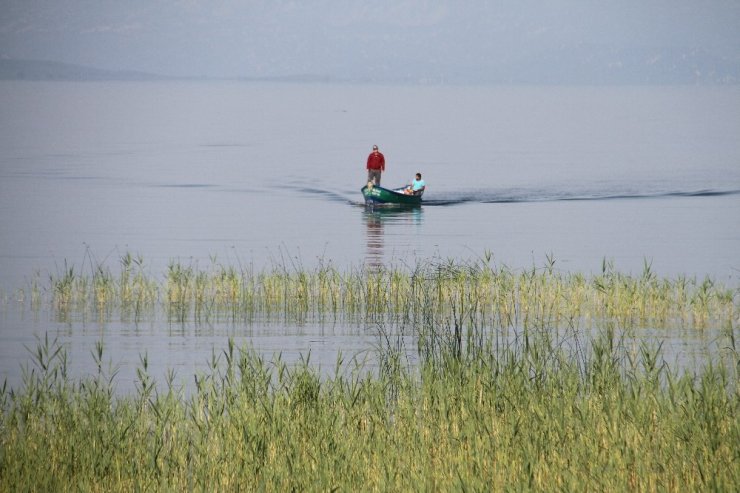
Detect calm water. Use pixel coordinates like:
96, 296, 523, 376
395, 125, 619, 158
1, 81, 739, 392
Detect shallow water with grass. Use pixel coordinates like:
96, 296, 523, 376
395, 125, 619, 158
1, 262, 737, 490
0, 81, 739, 489
1, 81, 739, 386
1, 256, 737, 394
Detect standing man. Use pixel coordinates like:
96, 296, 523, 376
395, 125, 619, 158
366, 144, 385, 185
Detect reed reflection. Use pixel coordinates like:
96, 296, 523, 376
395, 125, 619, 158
362, 205, 423, 268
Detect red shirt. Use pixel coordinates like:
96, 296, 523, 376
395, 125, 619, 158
366, 151, 385, 171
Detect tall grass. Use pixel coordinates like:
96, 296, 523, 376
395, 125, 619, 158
46, 254, 158, 322
1, 328, 737, 491
27, 254, 738, 330
2, 253, 738, 490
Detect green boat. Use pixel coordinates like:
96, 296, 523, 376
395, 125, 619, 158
361, 183, 424, 206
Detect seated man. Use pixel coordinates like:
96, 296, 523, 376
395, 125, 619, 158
410, 172, 425, 195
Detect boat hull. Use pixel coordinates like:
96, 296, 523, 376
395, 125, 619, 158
362, 184, 423, 205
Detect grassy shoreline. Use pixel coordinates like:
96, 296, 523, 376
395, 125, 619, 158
1, 256, 737, 490
1, 329, 737, 491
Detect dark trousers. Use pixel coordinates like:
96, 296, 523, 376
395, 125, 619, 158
367, 169, 382, 185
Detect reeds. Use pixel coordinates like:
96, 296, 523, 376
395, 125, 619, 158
2, 253, 738, 490
1, 329, 737, 491
47, 255, 158, 322
30, 254, 738, 330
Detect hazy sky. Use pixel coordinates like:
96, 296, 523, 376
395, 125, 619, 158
1, 0, 739, 81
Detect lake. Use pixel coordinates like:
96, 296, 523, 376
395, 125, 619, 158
1, 81, 739, 392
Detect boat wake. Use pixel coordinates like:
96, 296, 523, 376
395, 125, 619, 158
289, 183, 740, 207
421, 187, 740, 206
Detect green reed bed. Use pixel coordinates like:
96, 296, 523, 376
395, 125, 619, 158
1, 328, 737, 491
46, 254, 159, 321
33, 255, 738, 330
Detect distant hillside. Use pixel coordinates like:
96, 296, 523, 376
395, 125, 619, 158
338, 44, 740, 85
494, 44, 740, 85
1, 49, 738, 85
0, 59, 168, 81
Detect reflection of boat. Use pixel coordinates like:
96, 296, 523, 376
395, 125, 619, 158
361, 183, 424, 205
362, 206, 423, 268
364, 210, 385, 268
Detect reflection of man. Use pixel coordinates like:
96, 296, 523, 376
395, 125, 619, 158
366, 145, 385, 185
364, 210, 384, 269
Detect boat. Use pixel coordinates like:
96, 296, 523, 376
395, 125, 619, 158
361, 183, 424, 206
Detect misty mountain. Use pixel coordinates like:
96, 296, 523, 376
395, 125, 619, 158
2, 1, 739, 85
299, 43, 740, 85
471, 44, 740, 85
0, 59, 167, 81
2, 44, 738, 85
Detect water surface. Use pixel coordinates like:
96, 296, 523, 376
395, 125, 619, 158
1, 81, 738, 391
